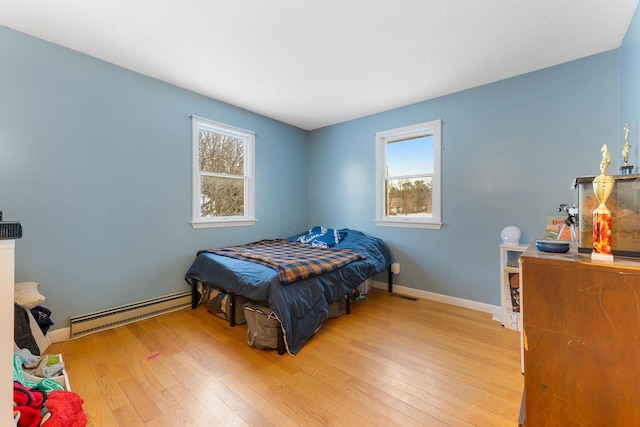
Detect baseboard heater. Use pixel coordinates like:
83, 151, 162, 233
69, 290, 192, 337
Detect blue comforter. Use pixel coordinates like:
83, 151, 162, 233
184, 229, 392, 355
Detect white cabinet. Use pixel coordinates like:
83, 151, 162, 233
499, 243, 527, 331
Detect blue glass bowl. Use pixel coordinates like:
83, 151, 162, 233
536, 240, 570, 253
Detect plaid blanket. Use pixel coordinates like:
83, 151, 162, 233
203, 239, 365, 284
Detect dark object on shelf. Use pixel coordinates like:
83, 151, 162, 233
0, 211, 22, 240
509, 273, 520, 313
535, 240, 570, 253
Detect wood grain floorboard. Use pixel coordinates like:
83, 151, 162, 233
48, 288, 523, 426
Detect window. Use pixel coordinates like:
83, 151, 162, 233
191, 116, 255, 228
375, 119, 442, 229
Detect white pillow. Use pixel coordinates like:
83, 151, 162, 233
14, 282, 45, 309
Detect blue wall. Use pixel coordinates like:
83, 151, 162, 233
309, 52, 619, 304
621, 3, 640, 166
0, 27, 308, 325
1, 17, 636, 329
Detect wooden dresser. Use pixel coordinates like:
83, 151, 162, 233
520, 244, 640, 426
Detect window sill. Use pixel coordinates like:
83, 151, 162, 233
191, 219, 256, 229
375, 219, 443, 230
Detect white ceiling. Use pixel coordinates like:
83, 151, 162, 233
2, 1, 638, 130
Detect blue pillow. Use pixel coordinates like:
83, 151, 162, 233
296, 226, 346, 248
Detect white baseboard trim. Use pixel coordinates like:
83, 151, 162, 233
372, 279, 501, 317
46, 283, 500, 344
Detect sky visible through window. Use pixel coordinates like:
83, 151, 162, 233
386, 135, 433, 176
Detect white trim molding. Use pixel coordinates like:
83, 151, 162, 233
371, 279, 500, 316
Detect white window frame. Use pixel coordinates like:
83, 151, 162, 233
190, 116, 256, 228
375, 119, 442, 229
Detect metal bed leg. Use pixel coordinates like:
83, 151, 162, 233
277, 327, 285, 355
346, 293, 351, 314
388, 265, 393, 292
229, 292, 236, 327
191, 284, 199, 309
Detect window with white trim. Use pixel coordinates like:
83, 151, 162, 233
191, 116, 255, 228
375, 119, 442, 229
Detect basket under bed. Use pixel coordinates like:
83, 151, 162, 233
190, 266, 393, 355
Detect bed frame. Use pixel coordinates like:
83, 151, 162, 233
190, 265, 393, 355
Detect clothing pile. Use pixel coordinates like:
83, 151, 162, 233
13, 349, 87, 427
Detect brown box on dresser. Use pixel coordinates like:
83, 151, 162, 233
575, 173, 640, 257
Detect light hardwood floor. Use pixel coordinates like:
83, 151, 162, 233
48, 288, 523, 426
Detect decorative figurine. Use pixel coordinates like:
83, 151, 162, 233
621, 123, 634, 175
600, 143, 611, 175
592, 144, 615, 261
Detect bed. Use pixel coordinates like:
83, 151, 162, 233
184, 227, 392, 355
